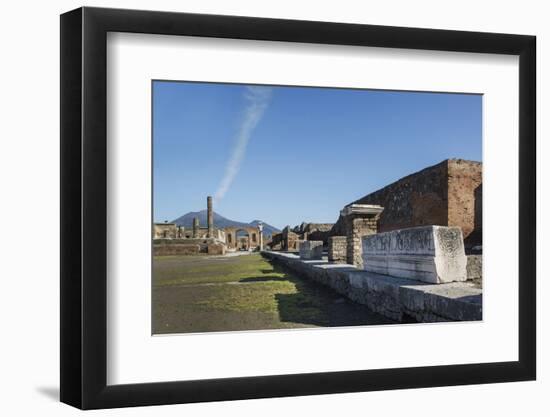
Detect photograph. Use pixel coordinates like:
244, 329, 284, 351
152, 81, 483, 335
0, 0, 542, 413
50, 2, 539, 412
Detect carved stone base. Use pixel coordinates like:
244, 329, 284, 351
362, 226, 467, 284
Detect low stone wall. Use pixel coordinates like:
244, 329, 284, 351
362, 226, 467, 284
328, 236, 347, 263
154, 244, 200, 256
299, 240, 323, 260
154, 237, 227, 256
262, 251, 481, 323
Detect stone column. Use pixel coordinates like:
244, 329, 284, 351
192, 217, 199, 238
258, 222, 264, 250
207, 195, 213, 238
340, 204, 383, 268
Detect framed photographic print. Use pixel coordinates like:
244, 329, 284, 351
60, 6, 536, 409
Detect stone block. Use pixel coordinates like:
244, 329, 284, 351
299, 240, 323, 260
328, 236, 347, 263
466, 255, 482, 280
362, 226, 467, 284
207, 243, 226, 255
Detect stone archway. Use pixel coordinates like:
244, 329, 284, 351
236, 230, 250, 250
224, 226, 260, 251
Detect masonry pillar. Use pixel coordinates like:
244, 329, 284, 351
340, 204, 384, 268
207, 196, 213, 238
193, 217, 199, 238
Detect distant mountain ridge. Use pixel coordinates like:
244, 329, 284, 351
171, 210, 280, 237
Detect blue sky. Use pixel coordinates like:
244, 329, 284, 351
153, 81, 482, 229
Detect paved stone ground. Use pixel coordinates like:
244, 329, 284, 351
152, 253, 395, 334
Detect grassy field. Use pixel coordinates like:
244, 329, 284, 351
153, 253, 394, 334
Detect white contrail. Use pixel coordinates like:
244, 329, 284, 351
214, 86, 272, 201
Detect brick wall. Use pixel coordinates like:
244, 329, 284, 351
345, 215, 378, 267
331, 159, 482, 248
328, 236, 347, 263
447, 159, 482, 241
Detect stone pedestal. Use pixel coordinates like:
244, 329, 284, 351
299, 240, 323, 260
340, 204, 384, 268
328, 236, 347, 263
362, 225, 468, 284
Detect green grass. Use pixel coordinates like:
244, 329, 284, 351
193, 281, 296, 313
152, 253, 394, 334
153, 254, 284, 286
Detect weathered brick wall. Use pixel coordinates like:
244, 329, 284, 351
447, 159, 482, 243
303, 223, 333, 233
328, 236, 347, 263
307, 230, 332, 246
331, 159, 482, 248
354, 160, 449, 232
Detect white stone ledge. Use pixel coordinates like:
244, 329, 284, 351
340, 204, 384, 217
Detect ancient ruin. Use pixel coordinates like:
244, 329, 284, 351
153, 196, 265, 255
265, 159, 483, 322
153, 159, 482, 323
344, 159, 482, 251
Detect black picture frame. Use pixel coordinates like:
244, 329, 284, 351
60, 6, 536, 410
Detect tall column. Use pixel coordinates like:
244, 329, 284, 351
193, 217, 199, 238
258, 222, 264, 250
207, 196, 213, 238
340, 204, 384, 268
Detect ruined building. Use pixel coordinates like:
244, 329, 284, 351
330, 159, 482, 251
277, 159, 482, 265
154, 159, 482, 262
153, 222, 184, 239
153, 196, 264, 255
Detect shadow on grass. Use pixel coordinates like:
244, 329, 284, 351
240, 276, 290, 283
260, 259, 395, 327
